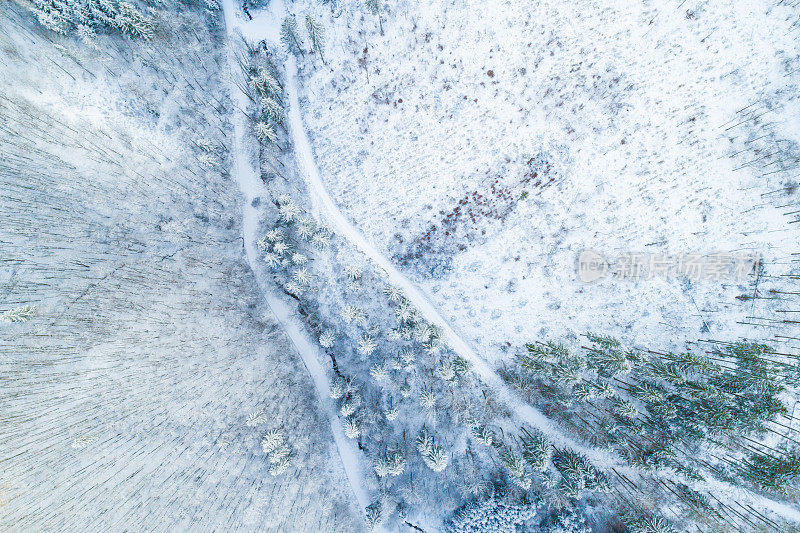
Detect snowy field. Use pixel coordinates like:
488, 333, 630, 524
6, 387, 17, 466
293, 0, 800, 360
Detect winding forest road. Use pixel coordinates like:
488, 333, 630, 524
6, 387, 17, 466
225, 0, 800, 526
220, 0, 372, 518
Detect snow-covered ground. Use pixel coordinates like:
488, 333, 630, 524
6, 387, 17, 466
0, 3, 361, 531
292, 0, 800, 361
4, 0, 800, 529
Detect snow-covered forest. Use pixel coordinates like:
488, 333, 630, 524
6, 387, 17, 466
2, 0, 799, 531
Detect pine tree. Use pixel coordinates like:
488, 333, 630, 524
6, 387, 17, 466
417, 427, 449, 472
255, 121, 277, 144
445, 490, 536, 533
280, 16, 304, 57
520, 427, 551, 472
740, 450, 800, 493
115, 2, 154, 39
305, 15, 325, 64
365, 502, 383, 531
364, 0, 383, 34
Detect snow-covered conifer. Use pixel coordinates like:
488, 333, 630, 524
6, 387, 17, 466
342, 305, 365, 324
359, 334, 377, 355
364, 0, 383, 34
2, 305, 36, 323
278, 200, 301, 223
261, 429, 285, 453
255, 121, 278, 144
345, 265, 362, 280
343, 417, 362, 439
246, 409, 267, 427
305, 15, 325, 63
383, 284, 404, 302
280, 16, 304, 57
292, 267, 312, 285
319, 328, 336, 349
370, 362, 388, 382
261, 97, 284, 125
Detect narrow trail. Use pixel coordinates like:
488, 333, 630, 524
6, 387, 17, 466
220, 0, 371, 515
229, 2, 800, 525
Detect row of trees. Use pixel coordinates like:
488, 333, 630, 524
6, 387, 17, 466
280, 14, 324, 63
511, 334, 800, 525
27, 0, 154, 39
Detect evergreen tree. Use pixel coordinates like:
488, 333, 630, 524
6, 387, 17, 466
445, 490, 536, 533
739, 450, 800, 493
305, 14, 325, 64
280, 16, 304, 57
364, 0, 383, 34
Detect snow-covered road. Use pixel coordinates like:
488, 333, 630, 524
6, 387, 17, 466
220, 0, 371, 516
225, 0, 800, 525
279, 39, 800, 525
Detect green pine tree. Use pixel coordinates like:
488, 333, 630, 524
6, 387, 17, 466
305, 15, 325, 64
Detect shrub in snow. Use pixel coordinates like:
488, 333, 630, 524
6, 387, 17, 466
384, 406, 398, 421
71, 435, 98, 449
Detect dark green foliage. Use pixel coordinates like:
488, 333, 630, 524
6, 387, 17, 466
520, 427, 551, 472
739, 450, 800, 493
516, 335, 794, 494
552, 447, 609, 498
624, 514, 678, 533
28, 0, 154, 38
